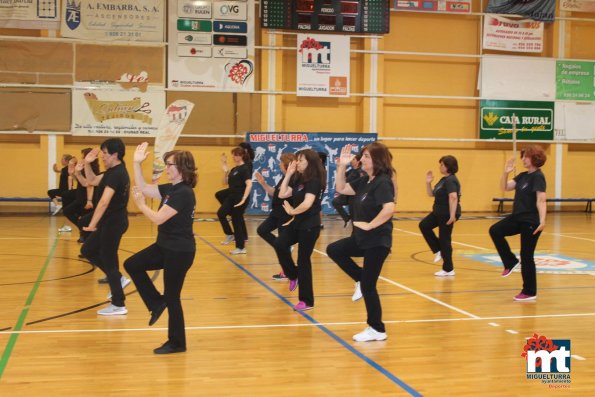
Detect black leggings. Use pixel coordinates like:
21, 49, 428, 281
489, 215, 541, 296
273, 224, 320, 307
419, 212, 459, 272
327, 236, 390, 333
124, 243, 195, 348
216, 188, 248, 249
80, 216, 128, 306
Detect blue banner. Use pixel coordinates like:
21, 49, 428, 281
246, 132, 378, 215
486, 0, 555, 22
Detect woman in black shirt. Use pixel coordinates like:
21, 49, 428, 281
125, 142, 197, 354
216, 146, 253, 255
327, 142, 395, 342
273, 149, 325, 311
255, 152, 296, 281
489, 145, 547, 301
419, 155, 461, 276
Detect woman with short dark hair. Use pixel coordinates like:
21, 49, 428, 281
125, 142, 197, 354
419, 155, 462, 276
489, 145, 547, 301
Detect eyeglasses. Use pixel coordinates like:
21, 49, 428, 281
165, 162, 176, 167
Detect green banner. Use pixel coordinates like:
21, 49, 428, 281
556, 60, 595, 101
480, 100, 554, 140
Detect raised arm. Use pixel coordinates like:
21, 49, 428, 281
278, 161, 296, 199
501, 157, 516, 191
133, 142, 161, 199
425, 170, 434, 197
83, 148, 102, 186
221, 153, 229, 185
255, 171, 275, 197
336, 145, 356, 195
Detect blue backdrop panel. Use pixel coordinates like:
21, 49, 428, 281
246, 132, 377, 215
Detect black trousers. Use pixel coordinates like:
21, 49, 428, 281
63, 198, 90, 232
81, 215, 128, 306
418, 212, 459, 272
332, 195, 352, 223
124, 243, 195, 348
327, 236, 390, 333
256, 213, 285, 247
273, 224, 320, 307
489, 215, 541, 296
216, 188, 248, 249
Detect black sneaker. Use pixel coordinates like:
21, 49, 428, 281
271, 272, 288, 281
154, 341, 186, 355
97, 276, 109, 284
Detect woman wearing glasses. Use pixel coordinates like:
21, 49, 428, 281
125, 142, 197, 354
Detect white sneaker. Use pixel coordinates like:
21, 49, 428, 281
51, 204, 62, 216
230, 248, 247, 255
58, 225, 72, 232
433, 251, 442, 263
221, 235, 235, 245
434, 270, 455, 277
97, 304, 128, 316
352, 281, 362, 302
353, 326, 387, 342
107, 276, 132, 300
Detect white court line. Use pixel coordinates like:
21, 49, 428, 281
5, 312, 595, 336
488, 323, 500, 327
313, 248, 481, 319
544, 232, 595, 243
506, 329, 519, 334
572, 355, 586, 361
393, 227, 490, 251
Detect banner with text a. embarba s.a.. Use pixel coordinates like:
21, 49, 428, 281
483, 15, 543, 53
480, 100, 554, 140
556, 60, 595, 101
0, 0, 60, 29
560, 0, 595, 12
486, 0, 555, 22
60, 0, 164, 42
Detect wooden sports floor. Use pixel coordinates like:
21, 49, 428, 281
0, 212, 593, 396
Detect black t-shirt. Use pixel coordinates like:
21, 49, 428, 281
59, 166, 70, 192
100, 163, 129, 220
512, 170, 546, 224
157, 183, 196, 252
228, 163, 251, 197
349, 174, 394, 249
345, 167, 365, 184
271, 178, 292, 223
290, 177, 322, 230
432, 174, 461, 216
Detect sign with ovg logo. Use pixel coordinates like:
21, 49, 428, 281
480, 100, 554, 140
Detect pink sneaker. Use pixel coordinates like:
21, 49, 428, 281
514, 293, 536, 301
293, 301, 313, 311
289, 278, 298, 292
501, 263, 519, 277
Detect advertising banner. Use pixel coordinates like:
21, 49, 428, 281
60, 0, 165, 42
486, 0, 555, 22
394, 0, 471, 13
480, 100, 554, 140
245, 132, 377, 215
556, 60, 595, 101
167, 0, 255, 92
0, 0, 59, 29
483, 15, 543, 53
296, 34, 350, 97
72, 89, 165, 137
560, 0, 595, 12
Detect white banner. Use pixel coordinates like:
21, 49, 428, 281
60, 0, 164, 42
168, 0, 255, 92
560, 0, 595, 12
296, 34, 350, 97
483, 14, 544, 53
152, 100, 195, 182
0, 0, 59, 29
72, 89, 165, 137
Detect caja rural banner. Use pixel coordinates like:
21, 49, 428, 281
245, 132, 377, 215
168, 0, 255, 92
72, 89, 165, 137
480, 100, 554, 140
297, 34, 350, 97
0, 0, 59, 29
486, 0, 555, 22
483, 14, 543, 53
60, 0, 165, 42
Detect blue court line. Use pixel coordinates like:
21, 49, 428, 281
199, 237, 423, 397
